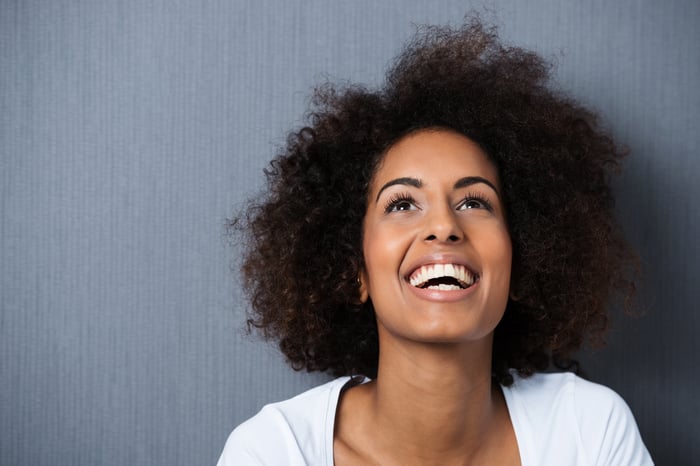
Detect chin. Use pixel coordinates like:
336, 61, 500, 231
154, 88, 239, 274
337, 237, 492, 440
385, 322, 497, 347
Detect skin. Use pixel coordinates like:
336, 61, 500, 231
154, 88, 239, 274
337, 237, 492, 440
334, 129, 521, 465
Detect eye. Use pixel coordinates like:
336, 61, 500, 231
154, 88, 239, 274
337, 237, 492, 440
458, 193, 493, 211
384, 193, 418, 213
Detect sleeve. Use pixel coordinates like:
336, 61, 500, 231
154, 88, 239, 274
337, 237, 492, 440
573, 378, 654, 466
215, 405, 310, 466
216, 427, 263, 466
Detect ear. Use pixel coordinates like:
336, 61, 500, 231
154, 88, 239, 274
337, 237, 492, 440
509, 289, 520, 302
509, 266, 520, 302
358, 269, 369, 304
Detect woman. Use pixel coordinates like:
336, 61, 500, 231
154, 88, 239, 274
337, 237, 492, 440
219, 17, 653, 465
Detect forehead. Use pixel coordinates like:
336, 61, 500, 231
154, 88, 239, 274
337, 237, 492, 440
370, 129, 500, 190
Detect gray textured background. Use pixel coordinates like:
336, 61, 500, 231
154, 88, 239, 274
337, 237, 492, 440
1, 1, 698, 465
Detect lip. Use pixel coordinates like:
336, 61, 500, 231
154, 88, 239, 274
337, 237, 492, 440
407, 279, 479, 302
402, 253, 480, 302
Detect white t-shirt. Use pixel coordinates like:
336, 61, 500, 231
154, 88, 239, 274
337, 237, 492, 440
217, 372, 653, 465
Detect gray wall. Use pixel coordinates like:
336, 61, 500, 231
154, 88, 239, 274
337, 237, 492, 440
1, 1, 697, 464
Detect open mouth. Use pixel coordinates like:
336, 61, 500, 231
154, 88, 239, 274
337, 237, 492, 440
408, 264, 478, 291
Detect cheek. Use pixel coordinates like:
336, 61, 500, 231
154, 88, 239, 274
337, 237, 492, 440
471, 221, 512, 279
488, 229, 513, 291
494, 230, 512, 267
362, 224, 411, 290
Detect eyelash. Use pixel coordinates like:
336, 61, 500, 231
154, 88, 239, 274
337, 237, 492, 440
460, 191, 494, 211
383, 191, 494, 213
384, 193, 416, 213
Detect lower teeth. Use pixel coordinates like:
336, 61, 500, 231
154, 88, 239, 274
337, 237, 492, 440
427, 284, 462, 290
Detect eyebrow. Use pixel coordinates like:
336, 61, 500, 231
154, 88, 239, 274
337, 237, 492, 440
375, 177, 422, 202
454, 176, 500, 195
375, 176, 499, 202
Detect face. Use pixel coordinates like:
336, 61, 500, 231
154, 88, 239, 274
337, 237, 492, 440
361, 129, 512, 345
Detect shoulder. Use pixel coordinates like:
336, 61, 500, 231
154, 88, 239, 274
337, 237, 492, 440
505, 371, 634, 427
217, 376, 356, 466
504, 372, 653, 466
506, 371, 618, 409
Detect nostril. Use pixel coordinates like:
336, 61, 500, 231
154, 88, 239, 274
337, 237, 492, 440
425, 233, 462, 242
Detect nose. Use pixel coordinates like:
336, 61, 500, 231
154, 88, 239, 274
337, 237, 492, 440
423, 205, 464, 243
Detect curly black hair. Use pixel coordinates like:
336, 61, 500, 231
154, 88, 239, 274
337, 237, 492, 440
232, 16, 636, 386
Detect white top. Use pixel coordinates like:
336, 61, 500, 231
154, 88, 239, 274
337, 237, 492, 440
217, 372, 653, 465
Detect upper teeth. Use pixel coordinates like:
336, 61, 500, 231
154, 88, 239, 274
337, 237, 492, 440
408, 263, 476, 289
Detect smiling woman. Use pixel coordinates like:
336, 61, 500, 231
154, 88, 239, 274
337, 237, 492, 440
219, 16, 653, 466
360, 130, 512, 347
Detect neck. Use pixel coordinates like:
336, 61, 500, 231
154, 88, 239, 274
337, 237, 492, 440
366, 335, 503, 462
